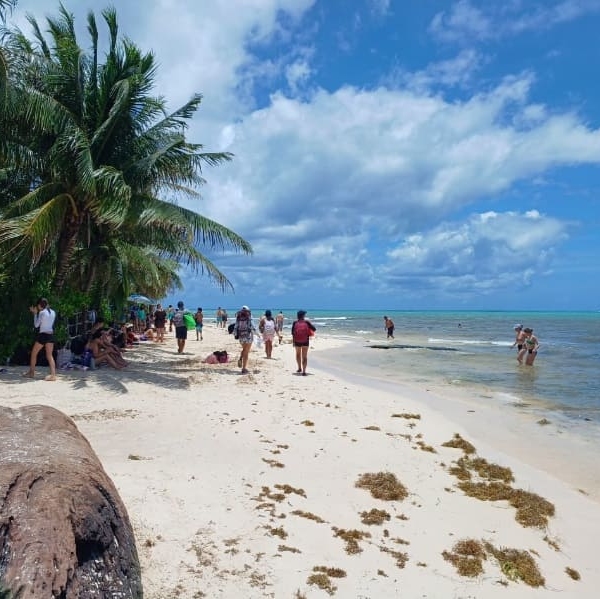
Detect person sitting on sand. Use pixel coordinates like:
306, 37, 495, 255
142, 327, 156, 341
86, 331, 128, 369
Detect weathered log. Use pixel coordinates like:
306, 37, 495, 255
0, 405, 142, 598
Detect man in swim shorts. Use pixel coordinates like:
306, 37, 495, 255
384, 316, 395, 339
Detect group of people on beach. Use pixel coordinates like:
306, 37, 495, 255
512, 324, 540, 365
230, 306, 315, 375
164, 301, 315, 375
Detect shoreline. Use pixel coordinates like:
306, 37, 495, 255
1, 324, 599, 597
310, 337, 600, 503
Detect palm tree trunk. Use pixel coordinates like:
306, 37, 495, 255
84, 260, 97, 294
53, 222, 81, 293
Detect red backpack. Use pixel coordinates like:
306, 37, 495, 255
293, 320, 311, 343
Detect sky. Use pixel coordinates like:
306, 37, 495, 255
8, 0, 600, 311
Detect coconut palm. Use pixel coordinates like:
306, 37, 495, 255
0, 5, 251, 301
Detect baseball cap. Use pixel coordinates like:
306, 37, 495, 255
514, 324, 523, 330
242, 305, 249, 310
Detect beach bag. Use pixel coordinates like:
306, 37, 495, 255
228, 323, 235, 335
234, 316, 250, 340
184, 313, 195, 330
293, 320, 311, 343
57, 345, 72, 368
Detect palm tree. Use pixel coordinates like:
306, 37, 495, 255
0, 4, 251, 302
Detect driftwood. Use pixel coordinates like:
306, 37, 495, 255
0, 405, 142, 598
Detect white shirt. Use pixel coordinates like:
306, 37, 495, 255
34, 307, 56, 334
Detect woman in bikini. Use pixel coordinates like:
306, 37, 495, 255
520, 328, 540, 366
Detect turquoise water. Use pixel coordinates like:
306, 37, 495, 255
294, 310, 600, 424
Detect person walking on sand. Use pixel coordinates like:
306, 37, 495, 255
292, 310, 316, 375
384, 316, 395, 339
275, 310, 284, 343
194, 307, 204, 341
24, 298, 57, 380
172, 301, 188, 354
233, 306, 256, 374
259, 309, 277, 358
512, 324, 527, 363
167, 304, 175, 332
153, 304, 167, 342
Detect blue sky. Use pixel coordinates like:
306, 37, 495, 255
10, 0, 600, 311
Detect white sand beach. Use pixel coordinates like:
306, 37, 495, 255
2, 324, 599, 598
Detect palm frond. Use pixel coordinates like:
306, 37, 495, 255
0, 193, 70, 265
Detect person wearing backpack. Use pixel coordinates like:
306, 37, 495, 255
259, 309, 277, 358
233, 306, 256, 374
172, 301, 190, 354
291, 310, 316, 376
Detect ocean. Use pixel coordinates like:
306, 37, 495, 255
284, 310, 600, 429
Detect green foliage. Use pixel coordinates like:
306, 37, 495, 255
0, 3, 252, 361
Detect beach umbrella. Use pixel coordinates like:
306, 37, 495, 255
127, 294, 155, 304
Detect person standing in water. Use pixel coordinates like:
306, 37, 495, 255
521, 328, 540, 366
512, 324, 527, 363
383, 316, 395, 339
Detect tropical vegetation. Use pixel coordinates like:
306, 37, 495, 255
0, 2, 252, 360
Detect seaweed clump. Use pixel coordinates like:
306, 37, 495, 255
307, 566, 346, 595
457, 482, 555, 528
442, 539, 486, 577
332, 528, 371, 554
355, 472, 408, 501
445, 447, 555, 529
484, 543, 545, 587
442, 433, 476, 454
360, 508, 391, 525
443, 539, 545, 587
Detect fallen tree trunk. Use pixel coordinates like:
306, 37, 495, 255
0, 405, 142, 598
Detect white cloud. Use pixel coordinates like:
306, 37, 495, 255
429, 0, 492, 42
382, 210, 569, 295
430, 0, 600, 43
203, 73, 600, 233
10, 1, 599, 308
368, 0, 391, 18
